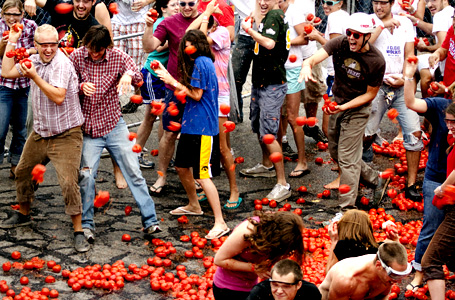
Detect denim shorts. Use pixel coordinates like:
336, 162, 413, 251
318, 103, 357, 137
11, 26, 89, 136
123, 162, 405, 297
250, 83, 287, 139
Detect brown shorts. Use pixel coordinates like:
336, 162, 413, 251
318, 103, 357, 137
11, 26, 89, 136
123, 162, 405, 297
301, 63, 327, 104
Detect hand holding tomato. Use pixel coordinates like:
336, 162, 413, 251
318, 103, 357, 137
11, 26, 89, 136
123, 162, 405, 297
82, 82, 96, 96
6, 25, 21, 43
429, 52, 440, 69
18, 61, 37, 79
241, 16, 253, 33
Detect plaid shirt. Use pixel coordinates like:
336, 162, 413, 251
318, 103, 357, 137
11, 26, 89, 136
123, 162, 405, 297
23, 51, 84, 137
70, 47, 142, 138
0, 18, 37, 89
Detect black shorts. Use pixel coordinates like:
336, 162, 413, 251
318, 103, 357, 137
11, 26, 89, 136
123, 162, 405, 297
175, 134, 220, 179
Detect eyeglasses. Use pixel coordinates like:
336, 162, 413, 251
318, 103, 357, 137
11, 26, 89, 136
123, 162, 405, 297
345, 29, 364, 39
3, 12, 23, 16
35, 41, 59, 48
445, 119, 455, 125
179, 1, 196, 7
323, 0, 341, 6
372, 0, 391, 6
377, 251, 412, 281
269, 279, 300, 290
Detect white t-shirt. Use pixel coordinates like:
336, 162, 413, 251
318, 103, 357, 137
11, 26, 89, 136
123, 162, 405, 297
284, 1, 306, 69
297, 0, 317, 58
324, 9, 349, 75
391, 0, 419, 16
433, 5, 455, 44
111, 1, 148, 25
371, 14, 414, 78
229, 0, 255, 36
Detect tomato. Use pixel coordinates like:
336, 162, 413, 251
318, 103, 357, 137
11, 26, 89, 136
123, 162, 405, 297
2, 262, 11, 272
293, 208, 302, 215
387, 189, 397, 199
387, 108, 399, 120
234, 156, 244, 164
149, 8, 159, 18
220, 103, 230, 115
306, 13, 314, 21
254, 204, 263, 210
94, 190, 110, 208
167, 121, 182, 132
298, 186, 308, 193
222, 120, 236, 133
184, 45, 197, 55
404, 290, 414, 298
389, 292, 398, 300
11, 251, 21, 260
360, 196, 369, 205
322, 190, 331, 198
54, 2, 73, 14
296, 198, 305, 204
407, 55, 418, 64
282, 203, 291, 211
269, 152, 283, 163
180, 235, 190, 242
391, 285, 400, 294
45, 276, 55, 283
128, 132, 137, 141
11, 23, 24, 32
31, 164, 46, 183
122, 234, 131, 242
124, 205, 132, 216
262, 134, 275, 145
314, 17, 321, 23
150, 149, 159, 156
2, 30, 9, 38
20, 276, 28, 285
315, 157, 323, 164
177, 215, 188, 224
304, 24, 313, 34
430, 82, 439, 91
72, 282, 82, 292
306, 117, 318, 127
132, 143, 142, 153
150, 60, 159, 70
174, 90, 187, 103
6, 289, 15, 297
52, 264, 61, 273
269, 200, 277, 208
130, 95, 143, 105
295, 116, 307, 126
0, 284, 8, 293
288, 54, 297, 63
184, 251, 194, 258
261, 198, 270, 205
339, 184, 350, 194
23, 60, 32, 69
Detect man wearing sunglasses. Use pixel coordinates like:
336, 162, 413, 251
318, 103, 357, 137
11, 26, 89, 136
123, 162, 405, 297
319, 242, 411, 300
363, 0, 423, 203
247, 259, 321, 300
298, 13, 385, 209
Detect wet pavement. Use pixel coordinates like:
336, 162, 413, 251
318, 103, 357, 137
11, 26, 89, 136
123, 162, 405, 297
0, 91, 435, 299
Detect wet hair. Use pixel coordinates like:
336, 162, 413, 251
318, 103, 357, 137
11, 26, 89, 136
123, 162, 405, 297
445, 102, 455, 153
244, 211, 304, 273
177, 29, 215, 90
154, 0, 171, 18
34, 24, 58, 43
376, 242, 408, 266
271, 259, 303, 282
2, 0, 24, 16
82, 25, 113, 52
337, 209, 379, 249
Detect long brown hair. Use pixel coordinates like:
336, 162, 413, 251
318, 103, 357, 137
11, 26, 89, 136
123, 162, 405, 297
337, 209, 378, 249
177, 29, 215, 90
244, 211, 304, 272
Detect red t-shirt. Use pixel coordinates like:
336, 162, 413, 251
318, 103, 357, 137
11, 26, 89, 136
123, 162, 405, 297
447, 134, 455, 177
442, 26, 455, 87
197, 0, 235, 28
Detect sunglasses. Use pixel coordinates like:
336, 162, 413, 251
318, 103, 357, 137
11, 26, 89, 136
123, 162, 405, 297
3, 12, 23, 16
179, 1, 196, 6
323, 0, 341, 5
445, 118, 455, 125
377, 251, 412, 280
346, 29, 364, 39
269, 279, 300, 290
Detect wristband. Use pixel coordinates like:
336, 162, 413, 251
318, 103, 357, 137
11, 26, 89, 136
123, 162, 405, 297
202, 15, 208, 20
7, 41, 16, 46
413, 19, 419, 26
173, 81, 179, 88
404, 77, 414, 81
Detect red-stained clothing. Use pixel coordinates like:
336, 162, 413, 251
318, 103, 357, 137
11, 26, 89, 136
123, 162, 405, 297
442, 26, 455, 88
447, 135, 455, 176
197, 0, 234, 28
70, 47, 142, 138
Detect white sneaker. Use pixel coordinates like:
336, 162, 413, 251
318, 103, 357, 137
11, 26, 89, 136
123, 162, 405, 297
266, 183, 291, 202
83, 228, 95, 243
240, 163, 276, 178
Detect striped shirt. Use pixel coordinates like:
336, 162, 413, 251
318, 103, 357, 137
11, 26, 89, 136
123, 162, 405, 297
70, 47, 143, 138
0, 18, 37, 89
23, 50, 83, 137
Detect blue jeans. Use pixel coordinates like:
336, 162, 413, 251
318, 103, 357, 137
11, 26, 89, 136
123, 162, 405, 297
79, 118, 159, 231
412, 176, 445, 271
0, 86, 29, 165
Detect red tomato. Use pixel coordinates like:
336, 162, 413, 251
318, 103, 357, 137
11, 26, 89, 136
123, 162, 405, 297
298, 186, 308, 193
150, 60, 159, 70
296, 198, 305, 204
132, 143, 142, 153
254, 204, 263, 210
430, 82, 439, 91
124, 205, 132, 216
293, 208, 302, 215
11, 251, 21, 260
128, 132, 137, 141
52, 264, 61, 273
174, 90, 187, 103
295, 116, 307, 126
387, 108, 399, 120
2, 30, 9, 37
314, 17, 321, 23
150, 149, 159, 156
407, 55, 418, 64
180, 235, 190, 242
122, 234, 131, 242
149, 8, 159, 18
220, 103, 230, 115
339, 184, 350, 194
167, 121, 182, 132
20, 276, 29, 285
184, 45, 197, 55
262, 134, 275, 144
2, 262, 11, 272
360, 196, 369, 205
269, 152, 283, 163
289, 54, 297, 63
234, 156, 244, 164
405, 290, 414, 298
130, 95, 143, 105
322, 190, 331, 198
306, 117, 318, 127
54, 2, 73, 14
283, 203, 292, 211
45, 276, 55, 283
315, 157, 323, 164
223, 121, 236, 133
387, 189, 397, 199
380, 168, 394, 179
31, 164, 46, 183
306, 13, 314, 21
262, 198, 270, 205
184, 251, 194, 258
391, 285, 400, 294
177, 216, 188, 224
304, 24, 313, 34
94, 190, 110, 208
72, 282, 82, 292
269, 200, 277, 208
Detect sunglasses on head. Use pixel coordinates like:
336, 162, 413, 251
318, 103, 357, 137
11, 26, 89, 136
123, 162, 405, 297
323, 0, 341, 5
377, 251, 412, 280
345, 29, 364, 39
179, 1, 196, 6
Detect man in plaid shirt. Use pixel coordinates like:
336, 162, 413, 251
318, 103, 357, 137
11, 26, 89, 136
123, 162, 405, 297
0, 24, 90, 253
70, 25, 161, 242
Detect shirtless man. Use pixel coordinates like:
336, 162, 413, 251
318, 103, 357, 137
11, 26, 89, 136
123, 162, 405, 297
319, 242, 411, 300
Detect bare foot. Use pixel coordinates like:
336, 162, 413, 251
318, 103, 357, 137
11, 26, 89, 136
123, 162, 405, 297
114, 166, 127, 189
151, 176, 166, 194
324, 176, 340, 190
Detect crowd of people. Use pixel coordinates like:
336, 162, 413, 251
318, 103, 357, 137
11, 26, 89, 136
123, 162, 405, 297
1, 0, 455, 298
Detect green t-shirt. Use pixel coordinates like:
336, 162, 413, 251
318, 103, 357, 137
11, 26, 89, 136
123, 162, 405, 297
144, 17, 169, 76
252, 9, 289, 87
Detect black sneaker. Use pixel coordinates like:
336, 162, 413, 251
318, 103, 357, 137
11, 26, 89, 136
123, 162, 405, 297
74, 232, 90, 253
0, 211, 32, 229
121, 102, 140, 114
405, 184, 422, 201
303, 125, 328, 143
282, 142, 298, 159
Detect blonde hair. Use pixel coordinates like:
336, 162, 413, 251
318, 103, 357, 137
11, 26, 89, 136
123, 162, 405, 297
1, 0, 24, 16
34, 24, 58, 43
337, 209, 378, 249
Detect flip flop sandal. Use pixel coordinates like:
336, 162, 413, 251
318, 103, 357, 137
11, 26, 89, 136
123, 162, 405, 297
224, 197, 243, 209
197, 192, 207, 202
205, 227, 230, 240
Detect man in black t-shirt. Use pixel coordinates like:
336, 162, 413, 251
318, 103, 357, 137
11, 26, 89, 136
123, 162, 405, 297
247, 259, 321, 300
299, 13, 386, 209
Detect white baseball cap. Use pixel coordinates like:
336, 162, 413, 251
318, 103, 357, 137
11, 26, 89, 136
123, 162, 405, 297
348, 12, 375, 34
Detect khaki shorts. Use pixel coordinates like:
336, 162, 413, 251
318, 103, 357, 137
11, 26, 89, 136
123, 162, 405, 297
301, 63, 327, 104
